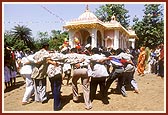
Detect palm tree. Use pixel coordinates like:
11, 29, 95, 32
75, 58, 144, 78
11, 25, 35, 50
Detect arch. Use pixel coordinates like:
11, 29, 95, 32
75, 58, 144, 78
72, 29, 91, 47
73, 31, 82, 45
87, 36, 92, 44
97, 30, 102, 48
79, 29, 91, 46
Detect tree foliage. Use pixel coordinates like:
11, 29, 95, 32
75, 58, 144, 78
4, 27, 68, 52
49, 30, 68, 50
95, 4, 130, 28
133, 4, 164, 49
11, 25, 35, 50
4, 30, 30, 51
34, 31, 50, 50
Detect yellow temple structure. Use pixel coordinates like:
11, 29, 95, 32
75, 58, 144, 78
63, 5, 138, 50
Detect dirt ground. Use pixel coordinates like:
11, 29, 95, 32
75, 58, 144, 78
3, 71, 165, 113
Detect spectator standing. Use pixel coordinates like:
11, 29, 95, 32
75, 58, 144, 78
137, 47, 146, 76
158, 44, 164, 77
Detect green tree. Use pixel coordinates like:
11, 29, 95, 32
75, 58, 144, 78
11, 25, 35, 50
95, 4, 130, 28
4, 31, 14, 46
4, 30, 29, 51
133, 4, 164, 48
49, 30, 68, 50
32, 31, 50, 50
37, 32, 49, 43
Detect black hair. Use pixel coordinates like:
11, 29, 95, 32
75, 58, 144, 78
91, 47, 99, 54
42, 42, 49, 48
71, 48, 77, 53
116, 48, 124, 55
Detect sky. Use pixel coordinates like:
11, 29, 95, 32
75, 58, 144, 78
3, 2, 165, 38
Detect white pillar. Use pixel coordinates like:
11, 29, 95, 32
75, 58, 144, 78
91, 29, 97, 48
129, 38, 135, 49
113, 30, 119, 50
68, 30, 74, 48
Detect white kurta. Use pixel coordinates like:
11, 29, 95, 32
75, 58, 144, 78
20, 54, 34, 75
20, 54, 35, 103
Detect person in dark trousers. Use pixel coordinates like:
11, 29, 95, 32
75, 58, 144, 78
158, 44, 164, 77
90, 48, 109, 104
47, 51, 66, 111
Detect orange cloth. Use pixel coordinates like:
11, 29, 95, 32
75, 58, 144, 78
137, 47, 146, 75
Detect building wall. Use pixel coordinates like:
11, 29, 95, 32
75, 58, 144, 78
68, 27, 135, 50
104, 30, 114, 39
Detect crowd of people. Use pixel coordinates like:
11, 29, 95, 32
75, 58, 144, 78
4, 42, 164, 111
137, 44, 164, 78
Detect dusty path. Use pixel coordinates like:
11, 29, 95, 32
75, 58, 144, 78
3, 72, 165, 113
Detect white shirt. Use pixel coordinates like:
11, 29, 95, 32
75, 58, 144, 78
117, 52, 133, 61
47, 52, 64, 78
20, 55, 34, 75
90, 54, 109, 78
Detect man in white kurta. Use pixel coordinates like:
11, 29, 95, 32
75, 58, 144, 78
20, 54, 35, 105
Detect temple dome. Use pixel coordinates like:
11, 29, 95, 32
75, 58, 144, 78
63, 5, 104, 29
78, 5, 98, 20
78, 11, 98, 20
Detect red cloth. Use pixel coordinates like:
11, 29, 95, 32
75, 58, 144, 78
160, 47, 164, 60
11, 52, 15, 60
120, 59, 128, 65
